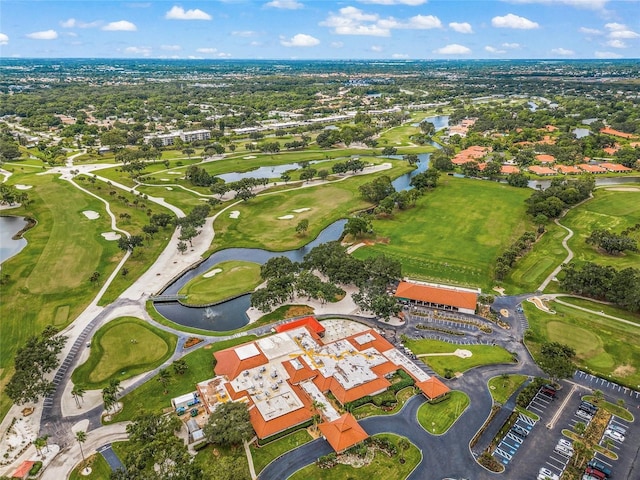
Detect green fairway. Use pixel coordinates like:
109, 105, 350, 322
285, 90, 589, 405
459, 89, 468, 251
72, 317, 177, 388
251, 430, 313, 473
211, 161, 412, 252
108, 336, 256, 423
523, 301, 640, 388
488, 374, 528, 405
557, 296, 640, 325
417, 390, 470, 434
563, 189, 640, 269
353, 177, 532, 290
289, 434, 421, 480
404, 339, 514, 375
0, 173, 121, 419
179, 260, 262, 305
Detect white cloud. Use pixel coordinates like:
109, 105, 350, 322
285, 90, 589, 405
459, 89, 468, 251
250, 41, 262, 47
502, 42, 520, 48
124, 46, 151, 56
60, 18, 76, 28
609, 30, 639, 39
320, 7, 440, 36
161, 44, 181, 51
265, 0, 303, 9
504, 0, 608, 9
165, 6, 212, 20
0, 33, 8, 45
359, 0, 427, 4
280, 33, 320, 47
371, 45, 383, 52
551, 47, 574, 55
579, 27, 602, 35
604, 22, 626, 31
196, 47, 218, 54
232, 30, 258, 37
449, 22, 473, 34
485, 45, 506, 54
392, 53, 410, 59
331, 41, 344, 48
594, 50, 622, 58
492, 13, 539, 29
102, 20, 137, 31
434, 43, 471, 54
606, 39, 627, 48
217, 52, 232, 58
26, 29, 58, 40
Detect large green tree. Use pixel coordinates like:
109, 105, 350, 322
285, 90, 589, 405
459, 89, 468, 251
204, 402, 254, 447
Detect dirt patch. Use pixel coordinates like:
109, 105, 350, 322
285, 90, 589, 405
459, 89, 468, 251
283, 305, 314, 318
613, 364, 636, 378
605, 187, 640, 192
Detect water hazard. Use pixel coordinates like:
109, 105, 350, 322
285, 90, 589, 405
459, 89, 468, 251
0, 216, 28, 264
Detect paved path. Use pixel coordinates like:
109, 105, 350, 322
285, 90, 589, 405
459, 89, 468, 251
97, 443, 125, 473
551, 296, 640, 328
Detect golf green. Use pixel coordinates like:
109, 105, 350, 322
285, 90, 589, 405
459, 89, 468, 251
179, 260, 262, 305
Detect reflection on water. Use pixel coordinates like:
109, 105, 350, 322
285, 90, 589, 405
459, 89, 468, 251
0, 216, 28, 264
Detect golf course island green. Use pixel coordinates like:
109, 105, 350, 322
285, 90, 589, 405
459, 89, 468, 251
178, 260, 262, 305
72, 317, 177, 389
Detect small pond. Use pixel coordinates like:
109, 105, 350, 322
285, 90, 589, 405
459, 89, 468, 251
0, 216, 28, 264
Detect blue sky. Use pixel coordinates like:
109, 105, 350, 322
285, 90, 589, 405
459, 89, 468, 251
1, 1, 638, 59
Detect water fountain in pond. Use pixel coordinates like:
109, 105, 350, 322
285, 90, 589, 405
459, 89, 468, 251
203, 307, 216, 320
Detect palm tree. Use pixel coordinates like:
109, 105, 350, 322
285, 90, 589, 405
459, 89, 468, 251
71, 385, 86, 409
172, 359, 188, 375
574, 421, 586, 437
157, 368, 171, 394
76, 430, 87, 470
398, 438, 410, 464
602, 437, 614, 453
34, 436, 48, 457
592, 389, 604, 404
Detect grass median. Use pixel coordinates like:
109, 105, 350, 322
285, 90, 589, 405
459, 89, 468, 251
417, 390, 470, 434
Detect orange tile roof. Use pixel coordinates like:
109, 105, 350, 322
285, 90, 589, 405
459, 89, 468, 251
603, 147, 619, 155
275, 316, 325, 335
600, 127, 634, 139
394, 281, 478, 311
249, 383, 313, 438
282, 357, 318, 385
599, 162, 632, 172
501, 165, 520, 174
537, 135, 555, 145
11, 461, 35, 479
330, 376, 391, 405
535, 154, 555, 163
319, 413, 369, 452
415, 377, 450, 399
630, 142, 640, 148
528, 166, 557, 176
577, 163, 607, 173
346, 329, 394, 354
555, 165, 582, 174
214, 346, 269, 380
545, 125, 558, 132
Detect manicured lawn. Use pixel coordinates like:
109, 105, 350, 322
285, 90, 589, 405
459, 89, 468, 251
211, 161, 412, 252
0, 173, 121, 420
583, 395, 634, 422
404, 339, 515, 375
289, 434, 421, 480
353, 177, 532, 290
523, 301, 640, 388
505, 222, 567, 293
563, 189, 640, 270
108, 335, 255, 423
194, 443, 251, 480
352, 387, 416, 419
72, 317, 177, 389
136, 183, 208, 213
251, 430, 313, 473
179, 260, 262, 305
417, 390, 470, 434
69, 453, 112, 480
488, 374, 528, 405
558, 296, 640, 326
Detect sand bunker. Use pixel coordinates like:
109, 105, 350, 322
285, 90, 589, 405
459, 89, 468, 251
500, 309, 509, 318
606, 187, 640, 192
166, 187, 173, 190
244, 156, 257, 159
101, 232, 121, 241
293, 208, 311, 213
15, 184, 33, 190
278, 215, 294, 220
83, 210, 100, 220
229, 210, 240, 219
203, 268, 223, 278
161, 178, 169, 181
167, 172, 182, 175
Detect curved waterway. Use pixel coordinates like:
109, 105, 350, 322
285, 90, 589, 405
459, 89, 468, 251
0, 216, 28, 264
156, 219, 347, 331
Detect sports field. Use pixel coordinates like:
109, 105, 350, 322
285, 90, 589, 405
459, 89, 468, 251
179, 260, 262, 305
353, 177, 532, 290
523, 300, 640, 388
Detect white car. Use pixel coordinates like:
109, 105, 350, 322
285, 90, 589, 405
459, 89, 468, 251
604, 429, 625, 442
538, 467, 560, 480
608, 423, 627, 435
554, 444, 574, 457
576, 409, 593, 421
557, 438, 573, 449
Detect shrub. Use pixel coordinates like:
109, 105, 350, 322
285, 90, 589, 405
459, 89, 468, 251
29, 461, 43, 475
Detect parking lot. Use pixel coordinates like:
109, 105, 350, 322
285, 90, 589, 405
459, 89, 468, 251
503, 379, 638, 480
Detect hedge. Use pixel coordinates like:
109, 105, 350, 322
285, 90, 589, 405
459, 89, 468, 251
344, 370, 415, 411
256, 419, 314, 446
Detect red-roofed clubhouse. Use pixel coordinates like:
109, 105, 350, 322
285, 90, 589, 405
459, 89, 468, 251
395, 280, 479, 315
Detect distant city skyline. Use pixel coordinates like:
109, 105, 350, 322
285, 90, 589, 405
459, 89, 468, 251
1, 0, 639, 60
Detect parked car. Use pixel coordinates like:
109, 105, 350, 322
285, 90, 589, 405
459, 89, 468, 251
541, 387, 557, 398
604, 429, 625, 442
582, 476, 601, 480
554, 444, 574, 457
580, 401, 598, 414
587, 459, 611, 478
557, 438, 573, 449
607, 423, 626, 435
537, 467, 559, 480
584, 467, 607, 480
512, 425, 529, 438
576, 409, 594, 421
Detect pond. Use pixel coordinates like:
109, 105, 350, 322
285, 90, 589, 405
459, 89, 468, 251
412, 115, 450, 131
390, 153, 433, 191
155, 219, 347, 331
0, 216, 28, 264
572, 128, 591, 139
528, 176, 640, 190
217, 160, 325, 183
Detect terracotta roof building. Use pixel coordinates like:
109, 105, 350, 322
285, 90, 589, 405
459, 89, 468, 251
535, 154, 556, 164
274, 316, 326, 336
415, 377, 451, 400
501, 165, 520, 174
395, 281, 479, 315
600, 127, 634, 139
599, 162, 632, 173
554, 165, 582, 175
319, 413, 369, 453
528, 165, 556, 176
11, 461, 35, 480
577, 163, 607, 174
